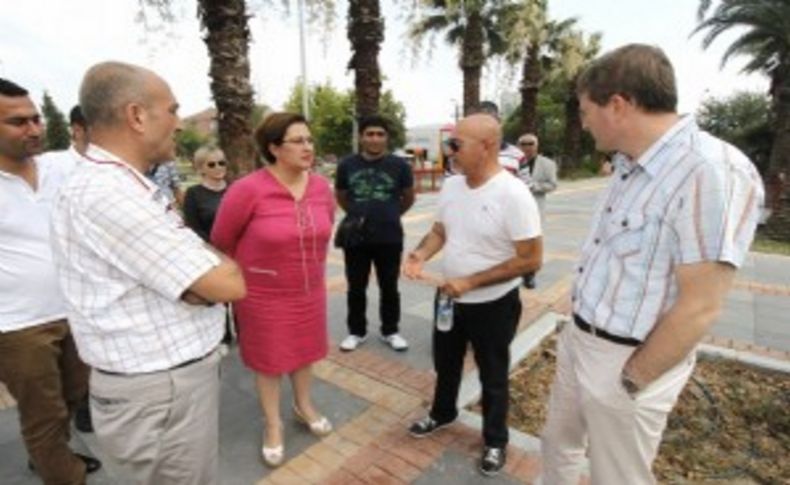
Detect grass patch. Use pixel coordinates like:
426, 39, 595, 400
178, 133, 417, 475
751, 234, 790, 256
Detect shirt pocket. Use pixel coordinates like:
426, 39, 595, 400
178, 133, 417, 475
606, 212, 646, 259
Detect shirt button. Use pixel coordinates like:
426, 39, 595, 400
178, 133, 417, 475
594, 238, 600, 244
606, 207, 613, 213
621, 220, 628, 227
578, 267, 584, 273
621, 173, 628, 181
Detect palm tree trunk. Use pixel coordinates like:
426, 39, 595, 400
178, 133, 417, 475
520, 45, 540, 134
762, 70, 790, 242
461, 11, 484, 115
562, 78, 582, 173
198, 0, 256, 178
347, 0, 383, 118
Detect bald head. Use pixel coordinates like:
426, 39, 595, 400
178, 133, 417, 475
457, 114, 501, 147
79, 61, 158, 129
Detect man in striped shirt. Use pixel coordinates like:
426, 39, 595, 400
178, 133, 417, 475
541, 44, 764, 485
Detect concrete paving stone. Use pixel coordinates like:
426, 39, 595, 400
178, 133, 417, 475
280, 453, 326, 483
304, 442, 347, 470
377, 452, 424, 483
260, 466, 305, 485
412, 448, 523, 485
342, 444, 387, 476
359, 464, 405, 485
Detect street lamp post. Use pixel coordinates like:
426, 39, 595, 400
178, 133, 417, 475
297, 0, 309, 120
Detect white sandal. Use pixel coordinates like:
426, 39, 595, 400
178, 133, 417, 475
293, 404, 333, 437
261, 426, 284, 467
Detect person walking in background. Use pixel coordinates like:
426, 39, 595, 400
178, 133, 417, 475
516, 133, 557, 289
183, 145, 229, 242
0, 78, 101, 485
51, 62, 246, 484
335, 115, 415, 352
540, 44, 764, 485
211, 112, 335, 468
403, 114, 543, 477
477, 100, 524, 175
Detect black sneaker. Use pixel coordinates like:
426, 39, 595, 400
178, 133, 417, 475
29, 453, 102, 474
479, 446, 506, 477
522, 273, 536, 289
408, 415, 454, 438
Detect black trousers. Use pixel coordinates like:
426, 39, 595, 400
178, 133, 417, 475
429, 288, 521, 447
343, 243, 403, 337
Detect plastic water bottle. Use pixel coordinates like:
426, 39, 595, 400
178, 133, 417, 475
436, 294, 454, 332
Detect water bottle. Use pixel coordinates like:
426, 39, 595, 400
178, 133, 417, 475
436, 293, 454, 332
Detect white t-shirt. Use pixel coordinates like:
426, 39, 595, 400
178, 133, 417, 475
438, 170, 541, 304
0, 152, 77, 332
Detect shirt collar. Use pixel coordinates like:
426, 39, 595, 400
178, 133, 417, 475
614, 115, 697, 178
83, 144, 159, 193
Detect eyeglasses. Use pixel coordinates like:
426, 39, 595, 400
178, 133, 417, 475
282, 137, 315, 146
206, 160, 227, 168
518, 141, 536, 147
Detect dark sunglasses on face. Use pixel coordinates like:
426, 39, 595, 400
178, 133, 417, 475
206, 160, 227, 169
446, 138, 463, 152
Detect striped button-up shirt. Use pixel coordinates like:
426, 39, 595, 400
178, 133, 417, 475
572, 116, 764, 341
51, 145, 224, 373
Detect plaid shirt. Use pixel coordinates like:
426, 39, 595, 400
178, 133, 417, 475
572, 116, 764, 340
51, 145, 223, 373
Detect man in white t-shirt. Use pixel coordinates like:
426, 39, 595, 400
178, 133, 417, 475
0, 78, 101, 484
403, 114, 543, 476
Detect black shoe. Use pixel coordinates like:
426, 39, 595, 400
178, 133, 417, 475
408, 415, 454, 438
74, 399, 93, 433
28, 453, 102, 474
522, 273, 536, 289
479, 446, 506, 477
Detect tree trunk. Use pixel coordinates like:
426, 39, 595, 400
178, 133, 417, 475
562, 78, 582, 173
461, 11, 484, 115
347, 0, 383, 118
198, 0, 256, 178
520, 45, 541, 134
762, 70, 790, 242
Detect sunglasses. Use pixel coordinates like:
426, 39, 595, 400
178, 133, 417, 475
446, 138, 463, 152
206, 160, 227, 169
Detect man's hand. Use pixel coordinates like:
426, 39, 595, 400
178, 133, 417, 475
402, 251, 426, 279
440, 277, 473, 298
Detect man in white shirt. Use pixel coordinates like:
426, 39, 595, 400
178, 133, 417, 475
0, 78, 101, 484
541, 44, 764, 485
50, 62, 246, 484
403, 114, 543, 476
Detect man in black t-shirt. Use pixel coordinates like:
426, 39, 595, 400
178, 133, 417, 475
335, 115, 415, 352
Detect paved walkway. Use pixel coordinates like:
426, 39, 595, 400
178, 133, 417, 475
1, 177, 788, 484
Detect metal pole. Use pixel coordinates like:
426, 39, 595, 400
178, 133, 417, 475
298, 0, 309, 120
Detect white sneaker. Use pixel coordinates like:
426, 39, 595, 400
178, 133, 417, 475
339, 334, 367, 352
380, 333, 409, 351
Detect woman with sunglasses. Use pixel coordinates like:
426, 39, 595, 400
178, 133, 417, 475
211, 113, 335, 468
183, 146, 229, 242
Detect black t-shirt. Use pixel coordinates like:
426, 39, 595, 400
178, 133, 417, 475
335, 153, 414, 245
183, 184, 228, 242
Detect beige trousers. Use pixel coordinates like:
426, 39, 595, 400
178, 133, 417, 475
540, 322, 695, 485
89, 349, 221, 485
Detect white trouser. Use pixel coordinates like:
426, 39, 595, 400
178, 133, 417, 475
541, 322, 694, 485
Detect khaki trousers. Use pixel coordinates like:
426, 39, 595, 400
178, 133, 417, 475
541, 322, 695, 485
89, 348, 221, 485
0, 320, 89, 485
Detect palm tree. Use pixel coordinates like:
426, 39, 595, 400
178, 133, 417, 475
500, 0, 576, 135
410, 0, 509, 115
347, 0, 384, 117
554, 30, 600, 170
694, 0, 790, 240
197, 0, 256, 177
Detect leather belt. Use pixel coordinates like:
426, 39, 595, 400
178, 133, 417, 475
96, 348, 215, 376
573, 314, 641, 347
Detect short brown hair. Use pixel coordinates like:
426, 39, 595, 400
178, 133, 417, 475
254, 112, 307, 163
576, 44, 677, 113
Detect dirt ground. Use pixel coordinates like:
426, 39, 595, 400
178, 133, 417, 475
500, 335, 790, 484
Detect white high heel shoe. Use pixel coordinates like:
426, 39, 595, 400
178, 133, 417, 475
261, 425, 284, 467
293, 404, 333, 437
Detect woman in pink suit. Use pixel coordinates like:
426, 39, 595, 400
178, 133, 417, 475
211, 112, 334, 467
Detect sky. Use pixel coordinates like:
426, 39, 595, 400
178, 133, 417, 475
0, 0, 768, 127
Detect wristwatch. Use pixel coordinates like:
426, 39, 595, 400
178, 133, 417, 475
620, 371, 642, 397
